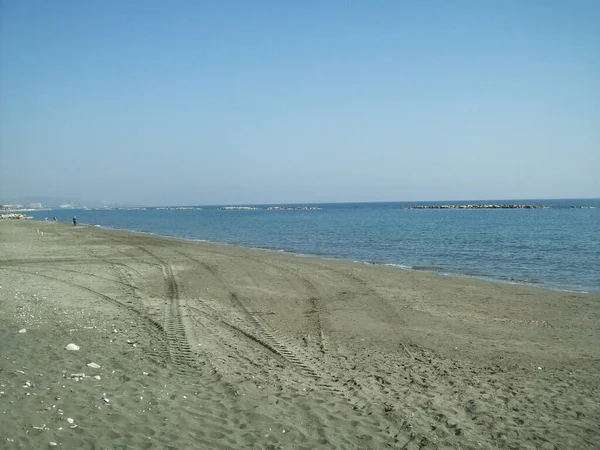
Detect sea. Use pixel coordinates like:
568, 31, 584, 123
28, 199, 600, 293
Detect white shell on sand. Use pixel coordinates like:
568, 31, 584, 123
18, 329, 26, 333
65, 343, 80, 351
87, 362, 101, 369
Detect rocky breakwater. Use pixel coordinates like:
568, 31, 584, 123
408, 204, 547, 210
155, 207, 202, 211
219, 205, 322, 211
0, 213, 33, 219
218, 206, 260, 211
266, 206, 322, 211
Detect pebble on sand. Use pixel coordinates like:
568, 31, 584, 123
87, 362, 101, 369
65, 343, 80, 351
18, 329, 27, 333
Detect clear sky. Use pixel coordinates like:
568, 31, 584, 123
1, 1, 598, 206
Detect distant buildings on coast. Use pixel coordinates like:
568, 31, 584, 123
0, 202, 75, 211
1, 203, 49, 212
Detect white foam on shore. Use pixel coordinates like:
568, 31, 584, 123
383, 263, 413, 270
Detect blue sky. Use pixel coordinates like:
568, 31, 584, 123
1, 1, 598, 205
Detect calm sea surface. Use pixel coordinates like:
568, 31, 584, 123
29, 199, 600, 293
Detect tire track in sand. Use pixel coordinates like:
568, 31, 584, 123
171, 249, 341, 392
184, 248, 328, 357
127, 245, 198, 373
161, 261, 198, 371
96, 243, 293, 448
132, 245, 327, 382
231, 254, 327, 357
158, 252, 306, 375
174, 253, 396, 447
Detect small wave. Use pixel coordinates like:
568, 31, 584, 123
412, 265, 445, 272
505, 277, 540, 284
555, 288, 589, 294
383, 263, 412, 270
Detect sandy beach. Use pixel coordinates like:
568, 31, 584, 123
1, 220, 599, 449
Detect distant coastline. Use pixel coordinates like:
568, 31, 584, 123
6, 199, 598, 213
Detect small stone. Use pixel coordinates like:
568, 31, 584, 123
18, 329, 27, 334
93, 376, 101, 380
446, 420, 458, 428
87, 363, 101, 369
49, 443, 57, 447
65, 344, 80, 351
66, 418, 74, 424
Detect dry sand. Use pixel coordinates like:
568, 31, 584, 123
1, 220, 599, 449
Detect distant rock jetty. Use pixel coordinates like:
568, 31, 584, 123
408, 204, 548, 210
267, 206, 322, 211
155, 207, 202, 211
219, 206, 322, 211
1, 213, 32, 219
84, 207, 147, 211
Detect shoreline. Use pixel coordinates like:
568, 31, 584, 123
77, 221, 596, 295
2, 220, 599, 449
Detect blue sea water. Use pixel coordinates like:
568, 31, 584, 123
30, 199, 600, 293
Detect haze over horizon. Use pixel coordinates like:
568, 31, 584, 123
1, 1, 598, 205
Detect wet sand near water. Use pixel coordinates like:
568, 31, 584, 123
1, 220, 599, 449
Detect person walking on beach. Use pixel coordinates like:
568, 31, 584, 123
73, 216, 77, 226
